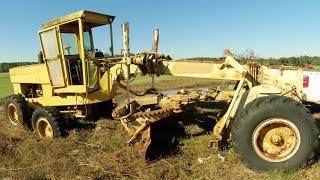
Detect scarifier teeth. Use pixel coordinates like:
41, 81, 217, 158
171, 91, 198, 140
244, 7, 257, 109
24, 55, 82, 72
129, 107, 174, 123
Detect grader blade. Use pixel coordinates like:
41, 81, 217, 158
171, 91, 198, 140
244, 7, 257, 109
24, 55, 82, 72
141, 127, 153, 161
114, 104, 182, 161
113, 87, 228, 160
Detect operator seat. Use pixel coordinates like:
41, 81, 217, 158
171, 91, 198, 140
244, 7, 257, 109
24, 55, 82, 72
65, 55, 83, 85
95, 51, 104, 58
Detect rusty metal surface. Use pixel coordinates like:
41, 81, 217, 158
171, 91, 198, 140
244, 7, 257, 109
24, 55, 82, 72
133, 52, 171, 76
122, 22, 130, 59
252, 118, 301, 162
152, 29, 159, 53
126, 107, 175, 145
113, 86, 232, 157
141, 127, 152, 161
112, 88, 228, 122
128, 107, 174, 123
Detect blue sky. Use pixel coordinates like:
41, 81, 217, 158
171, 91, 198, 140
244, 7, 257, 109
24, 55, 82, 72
1, 0, 320, 62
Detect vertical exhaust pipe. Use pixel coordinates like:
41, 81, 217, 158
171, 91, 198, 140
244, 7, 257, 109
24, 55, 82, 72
122, 22, 130, 60
152, 29, 159, 53
151, 29, 159, 88
122, 22, 131, 107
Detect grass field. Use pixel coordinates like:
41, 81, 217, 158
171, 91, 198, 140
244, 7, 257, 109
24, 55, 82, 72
311, 66, 320, 72
0, 73, 190, 98
1, 72, 320, 179
0, 73, 226, 98
0, 73, 13, 97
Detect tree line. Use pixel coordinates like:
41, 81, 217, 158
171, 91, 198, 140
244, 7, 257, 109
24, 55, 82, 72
1, 54, 320, 73
183, 48, 320, 68
235, 49, 320, 67
257, 56, 320, 66
182, 56, 320, 67
0, 62, 37, 73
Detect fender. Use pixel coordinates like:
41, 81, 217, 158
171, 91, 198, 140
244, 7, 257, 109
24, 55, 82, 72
231, 84, 283, 120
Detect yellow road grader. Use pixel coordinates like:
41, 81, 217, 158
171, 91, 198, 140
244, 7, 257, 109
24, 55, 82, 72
2, 10, 319, 171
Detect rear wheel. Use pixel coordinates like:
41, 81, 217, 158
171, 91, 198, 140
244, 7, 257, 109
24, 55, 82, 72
232, 95, 319, 171
31, 107, 64, 138
3, 94, 30, 128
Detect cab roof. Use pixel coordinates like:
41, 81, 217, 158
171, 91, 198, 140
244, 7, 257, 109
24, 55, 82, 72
42, 10, 115, 29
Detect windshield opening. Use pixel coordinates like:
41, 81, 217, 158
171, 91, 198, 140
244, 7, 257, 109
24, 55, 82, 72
61, 33, 79, 56
84, 31, 93, 54
91, 25, 112, 56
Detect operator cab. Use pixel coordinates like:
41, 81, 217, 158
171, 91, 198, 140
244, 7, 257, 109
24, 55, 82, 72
38, 10, 115, 93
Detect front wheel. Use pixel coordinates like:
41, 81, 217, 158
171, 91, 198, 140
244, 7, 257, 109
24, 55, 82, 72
232, 95, 319, 171
31, 107, 64, 138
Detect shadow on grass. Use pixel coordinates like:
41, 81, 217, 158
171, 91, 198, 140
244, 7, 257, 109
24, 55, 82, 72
176, 101, 227, 137
145, 118, 184, 161
62, 100, 226, 162
146, 101, 226, 161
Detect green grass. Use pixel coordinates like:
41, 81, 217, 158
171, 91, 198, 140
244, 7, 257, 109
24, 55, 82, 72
0, 73, 217, 99
0, 73, 184, 98
311, 66, 320, 72
131, 74, 197, 85
0, 73, 13, 97
0, 73, 210, 97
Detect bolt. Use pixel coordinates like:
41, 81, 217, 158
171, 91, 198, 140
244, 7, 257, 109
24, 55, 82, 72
271, 135, 283, 146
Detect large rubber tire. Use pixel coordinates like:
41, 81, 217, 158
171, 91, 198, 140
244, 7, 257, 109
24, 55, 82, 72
31, 107, 64, 138
232, 95, 319, 171
2, 94, 31, 129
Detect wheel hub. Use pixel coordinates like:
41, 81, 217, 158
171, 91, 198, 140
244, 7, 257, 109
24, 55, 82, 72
270, 134, 284, 146
7, 103, 19, 125
36, 118, 53, 138
252, 118, 301, 162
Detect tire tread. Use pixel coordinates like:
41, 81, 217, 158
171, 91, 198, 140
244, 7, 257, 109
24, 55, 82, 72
232, 95, 319, 171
